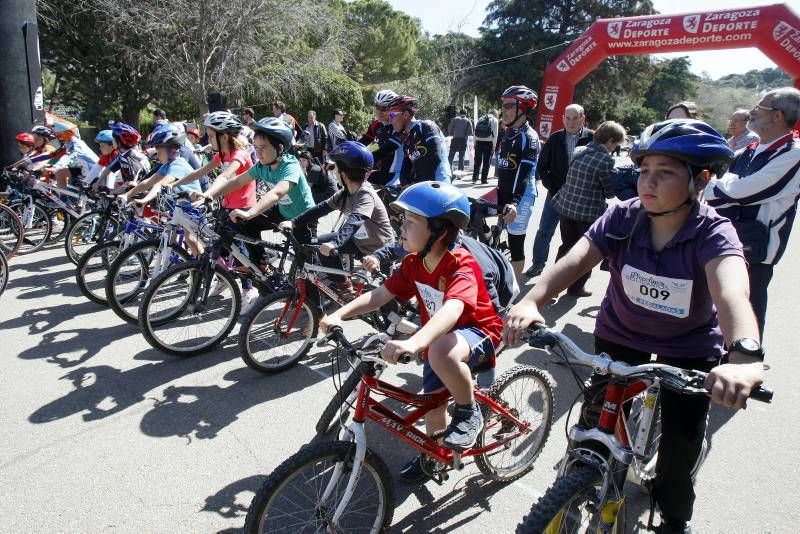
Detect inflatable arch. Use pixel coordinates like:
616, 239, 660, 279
536, 3, 800, 139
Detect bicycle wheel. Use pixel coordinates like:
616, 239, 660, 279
75, 240, 123, 305
64, 211, 118, 265
475, 365, 555, 482
238, 289, 319, 373
9, 201, 51, 254
244, 440, 394, 534
315, 362, 369, 435
139, 260, 240, 355
106, 239, 191, 324
0, 203, 23, 259
517, 465, 626, 534
0, 250, 8, 297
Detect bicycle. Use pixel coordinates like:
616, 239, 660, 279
75, 197, 171, 305
104, 193, 198, 324
0, 249, 8, 297
137, 207, 294, 356
515, 327, 773, 534
237, 228, 398, 374
0, 192, 24, 259
244, 326, 555, 533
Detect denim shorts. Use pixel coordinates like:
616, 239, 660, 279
422, 326, 496, 393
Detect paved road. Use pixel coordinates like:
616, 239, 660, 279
1, 179, 798, 533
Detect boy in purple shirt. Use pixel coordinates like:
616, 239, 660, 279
503, 120, 765, 533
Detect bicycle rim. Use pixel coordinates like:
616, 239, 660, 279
77, 241, 122, 304
249, 443, 389, 533
142, 264, 239, 353
0, 204, 23, 259
476, 366, 554, 481
241, 291, 317, 372
11, 202, 51, 253
0, 251, 8, 297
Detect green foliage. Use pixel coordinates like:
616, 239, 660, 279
716, 68, 792, 90
643, 57, 699, 115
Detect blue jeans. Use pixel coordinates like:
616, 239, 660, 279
532, 191, 560, 266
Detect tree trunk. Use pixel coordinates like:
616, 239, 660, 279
121, 96, 144, 130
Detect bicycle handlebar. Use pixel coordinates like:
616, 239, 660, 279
525, 326, 772, 403
318, 326, 412, 364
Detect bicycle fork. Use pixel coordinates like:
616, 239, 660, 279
319, 421, 368, 528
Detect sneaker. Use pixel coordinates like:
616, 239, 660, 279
659, 519, 692, 534
398, 454, 431, 484
207, 277, 225, 298
443, 401, 484, 451
524, 263, 545, 278
239, 288, 260, 315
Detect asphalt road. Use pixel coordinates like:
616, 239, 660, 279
1, 177, 798, 533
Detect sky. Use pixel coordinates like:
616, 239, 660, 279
386, 0, 795, 79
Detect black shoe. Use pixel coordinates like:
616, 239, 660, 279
524, 263, 545, 278
398, 454, 431, 483
659, 520, 692, 534
443, 402, 483, 451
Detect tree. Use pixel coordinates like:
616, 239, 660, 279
642, 57, 699, 115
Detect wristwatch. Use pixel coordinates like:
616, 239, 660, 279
727, 337, 765, 361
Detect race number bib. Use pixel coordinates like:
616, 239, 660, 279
621, 264, 693, 319
261, 181, 293, 205
354, 224, 369, 240
415, 282, 444, 316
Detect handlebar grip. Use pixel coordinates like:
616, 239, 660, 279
749, 385, 773, 403
526, 326, 558, 349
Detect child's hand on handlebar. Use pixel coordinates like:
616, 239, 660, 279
380, 338, 419, 365
318, 314, 342, 335
278, 220, 293, 231
319, 242, 334, 257
503, 300, 546, 347
705, 361, 765, 410
361, 255, 380, 273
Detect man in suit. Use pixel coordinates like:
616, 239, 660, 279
526, 104, 594, 277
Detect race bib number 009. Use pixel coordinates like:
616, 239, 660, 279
621, 264, 693, 319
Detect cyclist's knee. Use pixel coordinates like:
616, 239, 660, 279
427, 333, 468, 366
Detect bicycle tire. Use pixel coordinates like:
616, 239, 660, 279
105, 239, 191, 324
244, 440, 394, 534
47, 208, 71, 243
475, 365, 555, 482
75, 240, 122, 305
9, 201, 52, 254
139, 260, 241, 356
64, 211, 119, 265
517, 464, 626, 534
315, 361, 370, 435
0, 203, 23, 259
0, 250, 8, 297
238, 289, 319, 373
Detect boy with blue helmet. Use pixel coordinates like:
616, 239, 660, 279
505, 119, 764, 533
320, 181, 503, 483
285, 141, 394, 298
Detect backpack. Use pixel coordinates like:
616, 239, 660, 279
459, 234, 519, 313
474, 115, 493, 139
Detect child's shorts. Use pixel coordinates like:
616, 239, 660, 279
422, 326, 496, 393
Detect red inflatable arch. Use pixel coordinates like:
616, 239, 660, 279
536, 3, 800, 139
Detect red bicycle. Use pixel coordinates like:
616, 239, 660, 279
244, 326, 556, 533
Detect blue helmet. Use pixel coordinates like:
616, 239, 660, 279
111, 122, 142, 147
631, 119, 733, 177
146, 124, 185, 148
329, 141, 373, 170
391, 181, 470, 230
95, 130, 114, 144
251, 117, 294, 151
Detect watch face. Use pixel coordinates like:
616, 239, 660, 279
739, 338, 760, 352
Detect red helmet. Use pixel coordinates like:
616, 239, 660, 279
16, 132, 35, 146
387, 95, 419, 114
186, 127, 201, 139
501, 85, 538, 113
111, 122, 142, 147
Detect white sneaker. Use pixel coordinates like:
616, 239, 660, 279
240, 287, 260, 315
208, 276, 226, 297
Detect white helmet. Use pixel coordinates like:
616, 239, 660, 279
204, 111, 243, 134
374, 89, 398, 107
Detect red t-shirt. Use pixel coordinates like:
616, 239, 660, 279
214, 148, 255, 209
98, 150, 119, 167
384, 247, 504, 353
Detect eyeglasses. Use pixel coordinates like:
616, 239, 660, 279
388, 111, 403, 119
501, 102, 517, 110
753, 103, 778, 112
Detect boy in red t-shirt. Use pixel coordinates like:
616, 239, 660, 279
320, 181, 503, 483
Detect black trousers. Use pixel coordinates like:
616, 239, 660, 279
472, 140, 493, 183
237, 206, 315, 265
594, 337, 717, 523
448, 137, 467, 171
747, 262, 773, 341
555, 216, 593, 292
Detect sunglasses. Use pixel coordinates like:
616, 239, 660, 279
388, 111, 403, 119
